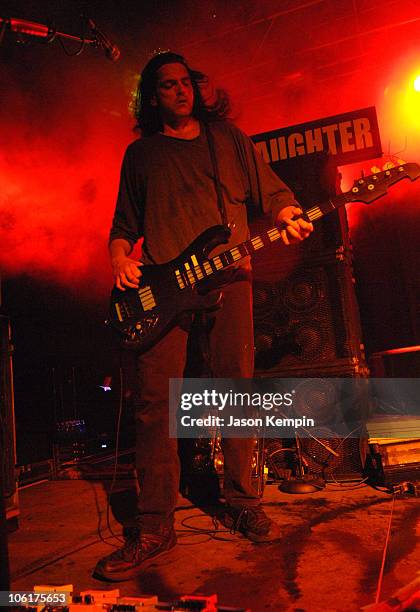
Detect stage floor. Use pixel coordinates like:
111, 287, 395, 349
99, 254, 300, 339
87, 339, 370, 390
8, 476, 420, 611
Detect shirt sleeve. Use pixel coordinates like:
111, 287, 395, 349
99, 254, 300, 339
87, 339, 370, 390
233, 125, 297, 223
109, 144, 144, 251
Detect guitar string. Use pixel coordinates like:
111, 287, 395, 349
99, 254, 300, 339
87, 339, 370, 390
189, 211, 323, 276
173, 169, 405, 288
178, 210, 326, 288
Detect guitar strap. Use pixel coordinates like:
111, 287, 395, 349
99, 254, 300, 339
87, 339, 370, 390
205, 123, 229, 227
194, 123, 229, 370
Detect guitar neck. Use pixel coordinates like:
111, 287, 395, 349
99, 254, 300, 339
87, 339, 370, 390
174, 161, 420, 288
175, 192, 349, 289
201, 162, 420, 275
208, 193, 349, 268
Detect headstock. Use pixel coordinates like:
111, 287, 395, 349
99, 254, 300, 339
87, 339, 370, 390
344, 162, 420, 204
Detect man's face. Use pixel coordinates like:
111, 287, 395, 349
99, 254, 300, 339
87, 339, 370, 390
152, 63, 194, 123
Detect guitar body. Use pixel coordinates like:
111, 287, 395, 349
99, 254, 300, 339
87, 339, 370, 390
109, 225, 230, 351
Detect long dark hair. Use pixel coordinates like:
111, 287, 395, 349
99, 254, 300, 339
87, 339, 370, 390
132, 52, 231, 136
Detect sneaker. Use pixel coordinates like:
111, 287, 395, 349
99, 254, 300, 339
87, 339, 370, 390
93, 526, 177, 582
220, 505, 282, 543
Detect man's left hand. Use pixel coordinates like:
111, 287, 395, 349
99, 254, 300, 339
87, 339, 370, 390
275, 205, 314, 245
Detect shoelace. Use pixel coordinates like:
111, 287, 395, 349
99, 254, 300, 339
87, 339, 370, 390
230, 507, 271, 535
110, 532, 166, 561
230, 507, 247, 535
109, 537, 140, 561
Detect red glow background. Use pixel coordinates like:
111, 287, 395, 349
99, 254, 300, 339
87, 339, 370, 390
1, 0, 420, 358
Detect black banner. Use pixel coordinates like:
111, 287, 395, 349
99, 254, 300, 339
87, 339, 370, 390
251, 106, 382, 166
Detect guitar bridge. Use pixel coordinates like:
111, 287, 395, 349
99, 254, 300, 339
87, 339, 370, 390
126, 314, 159, 340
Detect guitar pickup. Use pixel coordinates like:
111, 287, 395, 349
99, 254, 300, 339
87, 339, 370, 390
114, 301, 132, 322
138, 286, 156, 311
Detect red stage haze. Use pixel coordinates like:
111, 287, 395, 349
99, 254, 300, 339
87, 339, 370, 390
1, 1, 419, 301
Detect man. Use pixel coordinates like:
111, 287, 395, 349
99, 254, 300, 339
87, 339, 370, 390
94, 52, 313, 582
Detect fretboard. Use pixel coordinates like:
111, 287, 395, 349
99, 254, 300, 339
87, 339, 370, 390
174, 193, 349, 290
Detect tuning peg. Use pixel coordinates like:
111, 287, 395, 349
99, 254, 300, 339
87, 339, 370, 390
370, 166, 381, 174
382, 161, 395, 170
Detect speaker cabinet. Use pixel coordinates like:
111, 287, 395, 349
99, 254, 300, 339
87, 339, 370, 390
253, 257, 366, 374
251, 151, 366, 377
250, 150, 368, 478
300, 435, 364, 481
265, 436, 364, 482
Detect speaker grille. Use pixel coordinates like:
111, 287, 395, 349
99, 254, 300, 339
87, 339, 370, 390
301, 434, 364, 480
253, 261, 363, 372
282, 273, 323, 313
264, 435, 364, 482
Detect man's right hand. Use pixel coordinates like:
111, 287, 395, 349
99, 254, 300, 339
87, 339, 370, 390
112, 255, 142, 290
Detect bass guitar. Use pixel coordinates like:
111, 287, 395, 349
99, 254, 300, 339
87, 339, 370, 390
108, 162, 419, 351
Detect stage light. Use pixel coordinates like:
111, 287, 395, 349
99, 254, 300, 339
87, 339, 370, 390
414, 75, 420, 92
